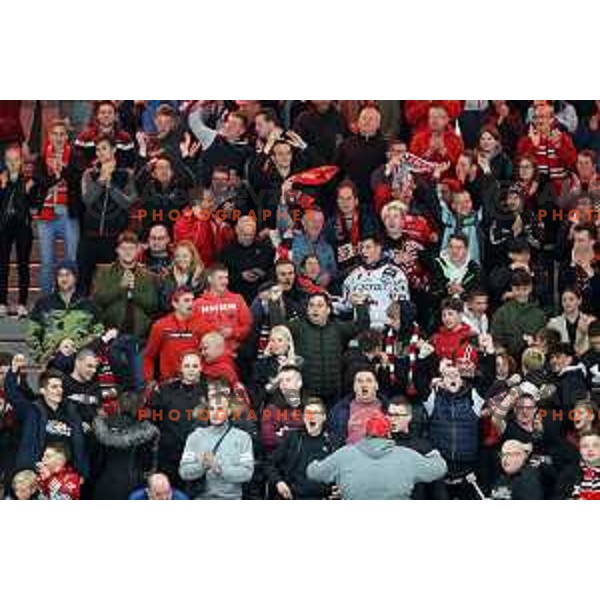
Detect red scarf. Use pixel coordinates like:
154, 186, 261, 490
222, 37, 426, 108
37, 141, 72, 221
336, 208, 360, 248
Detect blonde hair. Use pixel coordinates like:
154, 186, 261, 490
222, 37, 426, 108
380, 200, 407, 221
172, 240, 204, 276
13, 470, 37, 488
269, 325, 298, 363
501, 439, 533, 456
521, 347, 546, 375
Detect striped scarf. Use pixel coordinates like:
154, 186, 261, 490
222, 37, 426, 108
573, 463, 600, 500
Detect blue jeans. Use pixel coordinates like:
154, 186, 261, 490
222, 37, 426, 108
37, 206, 80, 295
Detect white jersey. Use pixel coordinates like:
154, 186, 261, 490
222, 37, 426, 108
340, 261, 410, 330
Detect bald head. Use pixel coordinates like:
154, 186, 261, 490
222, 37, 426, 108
236, 216, 257, 246
147, 473, 172, 500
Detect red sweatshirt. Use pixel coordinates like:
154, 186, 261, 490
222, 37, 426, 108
430, 323, 476, 363
405, 101, 463, 132
409, 128, 464, 167
143, 312, 210, 381
516, 130, 577, 194
193, 290, 252, 350
173, 208, 233, 267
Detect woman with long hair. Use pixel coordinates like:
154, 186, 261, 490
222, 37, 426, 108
159, 239, 206, 312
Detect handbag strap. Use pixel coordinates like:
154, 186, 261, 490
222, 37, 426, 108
212, 423, 232, 455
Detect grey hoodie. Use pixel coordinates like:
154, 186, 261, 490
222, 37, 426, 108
179, 424, 254, 499
307, 437, 447, 500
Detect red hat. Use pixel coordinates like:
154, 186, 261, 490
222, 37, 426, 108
365, 415, 391, 439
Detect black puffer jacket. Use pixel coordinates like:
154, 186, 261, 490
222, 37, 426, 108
91, 414, 159, 499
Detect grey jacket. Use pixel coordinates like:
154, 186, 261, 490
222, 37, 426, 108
307, 437, 447, 500
179, 424, 254, 499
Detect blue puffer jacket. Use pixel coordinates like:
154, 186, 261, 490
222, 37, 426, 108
424, 385, 484, 467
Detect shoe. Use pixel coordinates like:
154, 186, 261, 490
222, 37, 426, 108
16, 304, 29, 319
0, 305, 7, 318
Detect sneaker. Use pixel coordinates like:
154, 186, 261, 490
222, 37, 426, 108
0, 304, 7, 318
16, 304, 29, 319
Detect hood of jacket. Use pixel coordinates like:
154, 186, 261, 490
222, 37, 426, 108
356, 436, 395, 459
93, 415, 158, 448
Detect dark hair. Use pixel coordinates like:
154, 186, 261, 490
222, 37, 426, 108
257, 108, 280, 127
441, 297, 464, 313
212, 165, 230, 177
466, 287, 488, 301
448, 232, 469, 247
578, 149, 597, 164
548, 342, 575, 359
0, 352, 12, 368
208, 263, 228, 277
357, 330, 383, 353
118, 391, 143, 418
386, 395, 411, 412
39, 369, 64, 390
95, 133, 115, 148
573, 222, 598, 239
337, 179, 359, 198
227, 110, 248, 130
117, 230, 139, 246
562, 287, 582, 300
275, 258, 296, 271
511, 269, 533, 288
94, 100, 117, 115
307, 291, 331, 308
75, 347, 97, 362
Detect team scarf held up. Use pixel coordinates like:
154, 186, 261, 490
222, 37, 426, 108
35, 141, 71, 221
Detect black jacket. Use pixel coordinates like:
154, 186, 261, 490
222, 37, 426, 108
265, 429, 334, 499
490, 467, 544, 499
80, 167, 136, 237
149, 379, 207, 472
292, 105, 347, 163
219, 240, 275, 304
4, 370, 89, 478
92, 414, 159, 499
0, 174, 40, 230
334, 132, 387, 203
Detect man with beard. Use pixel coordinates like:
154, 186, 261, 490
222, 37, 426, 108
266, 398, 334, 499
261, 366, 306, 454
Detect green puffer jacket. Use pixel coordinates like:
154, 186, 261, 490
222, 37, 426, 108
490, 299, 546, 356
92, 263, 159, 340
27, 292, 105, 365
286, 304, 370, 402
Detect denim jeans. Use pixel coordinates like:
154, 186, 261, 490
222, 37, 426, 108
37, 205, 80, 295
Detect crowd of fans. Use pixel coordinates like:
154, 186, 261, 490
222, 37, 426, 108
1, 99, 600, 500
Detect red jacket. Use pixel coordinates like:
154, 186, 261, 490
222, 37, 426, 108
516, 130, 577, 193
409, 128, 464, 167
143, 312, 210, 381
173, 208, 233, 267
193, 290, 252, 350
430, 323, 476, 363
405, 101, 463, 132
38, 466, 82, 500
